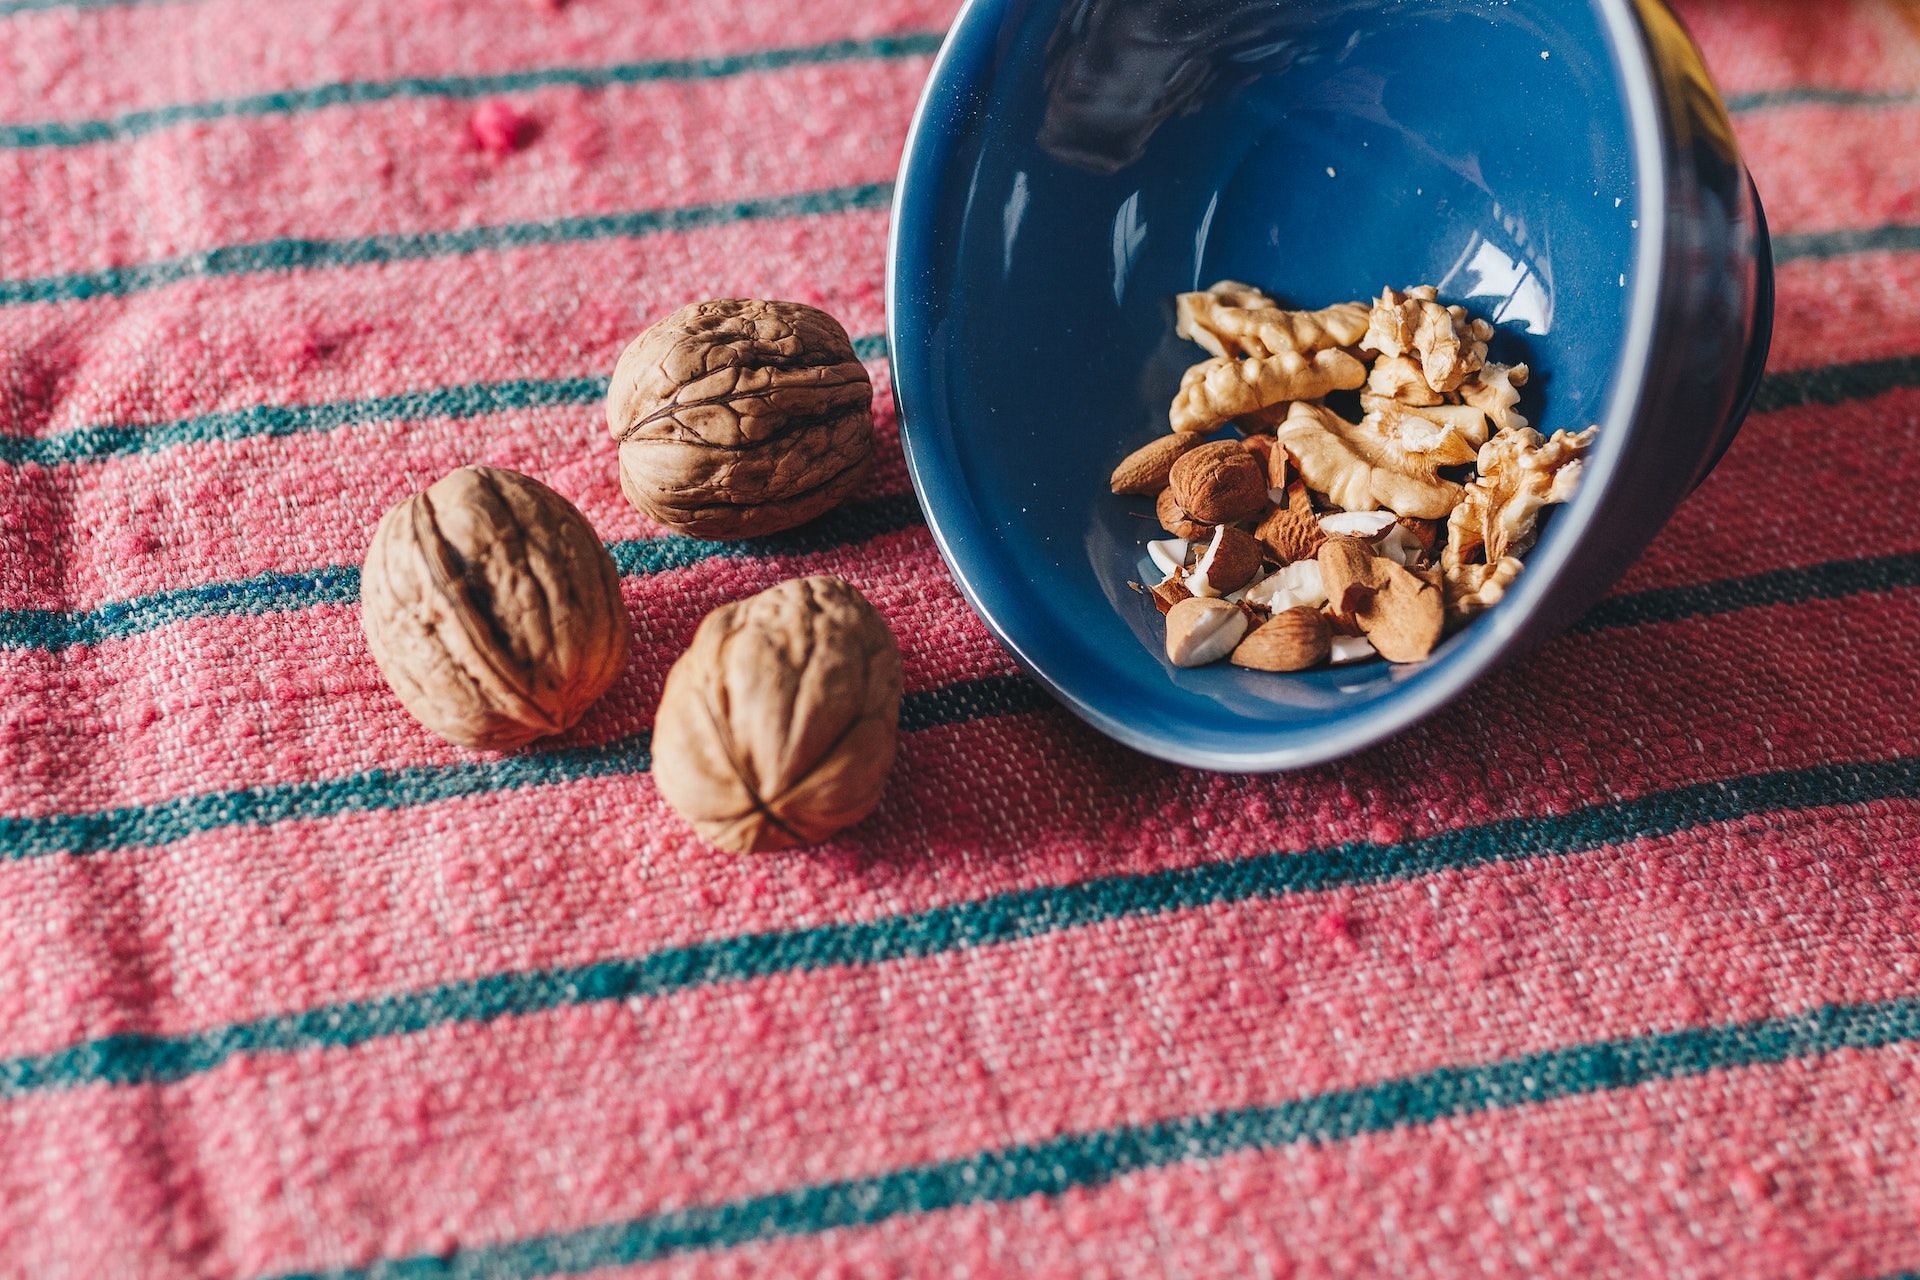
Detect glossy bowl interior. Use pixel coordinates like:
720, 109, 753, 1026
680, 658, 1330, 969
890, 0, 1672, 770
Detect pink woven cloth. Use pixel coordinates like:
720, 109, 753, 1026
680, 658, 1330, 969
1, 0, 1918, 1275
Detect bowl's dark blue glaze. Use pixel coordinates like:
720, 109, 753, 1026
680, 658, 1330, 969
887, 0, 1773, 771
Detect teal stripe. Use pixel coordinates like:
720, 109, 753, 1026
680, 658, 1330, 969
0, 563, 363, 650
0, 182, 892, 305
1748, 353, 1920, 414
0, 730, 653, 868
0, 672, 1044, 859
1773, 223, 1920, 263
1727, 85, 1920, 113
1579, 552, 1920, 631
0, 378, 606, 467
0, 333, 889, 468
265, 993, 1920, 1277
6, 755, 1917, 1098
0, 487, 923, 650
0, 34, 943, 148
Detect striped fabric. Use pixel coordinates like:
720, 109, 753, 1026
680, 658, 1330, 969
1, 0, 1917, 1274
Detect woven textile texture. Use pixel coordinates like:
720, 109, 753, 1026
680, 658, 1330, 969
2, 0, 1919, 1275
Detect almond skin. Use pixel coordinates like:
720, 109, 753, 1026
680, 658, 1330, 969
1156, 488, 1212, 539
1231, 607, 1331, 671
1316, 535, 1381, 615
1187, 526, 1263, 596
1240, 433, 1278, 479
1357, 561, 1444, 662
1150, 577, 1193, 614
1255, 508, 1325, 565
1267, 442, 1290, 490
1168, 440, 1267, 525
1110, 433, 1205, 495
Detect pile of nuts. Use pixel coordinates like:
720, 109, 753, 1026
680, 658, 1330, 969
1112, 281, 1595, 672
359, 299, 902, 854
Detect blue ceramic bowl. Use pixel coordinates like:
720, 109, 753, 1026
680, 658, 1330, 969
887, 0, 1773, 771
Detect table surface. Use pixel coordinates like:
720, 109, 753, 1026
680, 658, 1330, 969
2, 0, 1919, 1275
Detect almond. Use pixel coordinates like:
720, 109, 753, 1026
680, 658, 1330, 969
1110, 433, 1205, 495
1164, 597, 1249, 667
1255, 508, 1325, 565
1356, 561, 1444, 662
1231, 607, 1331, 671
1155, 488, 1211, 539
1316, 535, 1381, 616
1186, 525, 1263, 596
1168, 440, 1267, 525
1285, 476, 1315, 517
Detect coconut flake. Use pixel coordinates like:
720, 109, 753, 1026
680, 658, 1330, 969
1147, 538, 1189, 578
1319, 510, 1398, 538
1329, 634, 1378, 664
1244, 559, 1326, 611
1187, 526, 1228, 597
1376, 524, 1425, 567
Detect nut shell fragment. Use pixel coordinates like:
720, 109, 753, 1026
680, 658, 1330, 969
361, 465, 631, 751
652, 575, 902, 853
1151, 577, 1194, 614
607, 298, 874, 539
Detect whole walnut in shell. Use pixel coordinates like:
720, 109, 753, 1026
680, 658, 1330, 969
607, 298, 874, 539
362, 466, 630, 751
652, 575, 902, 853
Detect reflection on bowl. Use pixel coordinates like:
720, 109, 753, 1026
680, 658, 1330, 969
888, 0, 1772, 771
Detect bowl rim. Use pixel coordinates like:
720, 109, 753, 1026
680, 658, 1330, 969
886, 0, 1669, 771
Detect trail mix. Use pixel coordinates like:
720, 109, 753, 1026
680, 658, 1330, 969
1114, 281, 1596, 671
